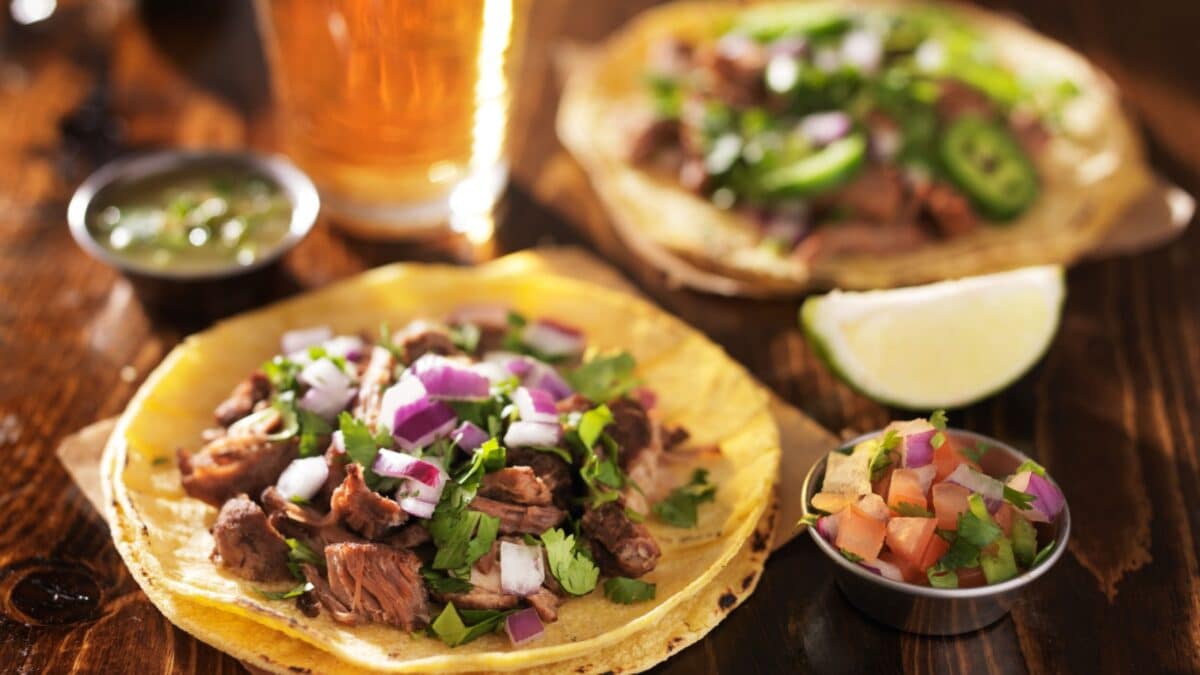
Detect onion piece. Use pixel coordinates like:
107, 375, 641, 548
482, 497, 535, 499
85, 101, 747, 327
860, 558, 904, 582
500, 541, 545, 596
944, 464, 1006, 512
513, 387, 558, 424
449, 304, 509, 328
275, 457, 329, 502
902, 429, 936, 468
298, 359, 356, 420
373, 449, 444, 486
324, 335, 366, 362
452, 421, 489, 452
841, 29, 882, 73
504, 607, 545, 646
520, 319, 585, 359
815, 510, 843, 542
398, 497, 436, 519
412, 355, 490, 400
800, 111, 852, 147
379, 376, 427, 434
281, 326, 332, 355
329, 430, 345, 455
1006, 471, 1065, 523
504, 420, 561, 448
391, 399, 458, 451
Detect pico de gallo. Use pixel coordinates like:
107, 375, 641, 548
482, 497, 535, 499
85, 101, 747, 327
806, 412, 1064, 588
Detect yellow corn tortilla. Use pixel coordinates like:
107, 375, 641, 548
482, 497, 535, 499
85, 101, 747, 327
102, 259, 780, 672
558, 0, 1153, 293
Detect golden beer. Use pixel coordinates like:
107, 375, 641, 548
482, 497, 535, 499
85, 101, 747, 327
256, 0, 525, 236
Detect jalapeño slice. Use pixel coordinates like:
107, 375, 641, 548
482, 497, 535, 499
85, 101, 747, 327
938, 116, 1039, 220
760, 133, 867, 198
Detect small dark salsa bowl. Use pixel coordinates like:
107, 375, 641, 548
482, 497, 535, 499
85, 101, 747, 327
67, 151, 319, 318
802, 428, 1070, 636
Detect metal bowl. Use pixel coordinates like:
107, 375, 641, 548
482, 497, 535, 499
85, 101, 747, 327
802, 428, 1070, 636
67, 150, 319, 318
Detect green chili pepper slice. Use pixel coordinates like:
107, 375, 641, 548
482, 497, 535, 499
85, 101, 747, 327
760, 133, 867, 198
938, 115, 1039, 220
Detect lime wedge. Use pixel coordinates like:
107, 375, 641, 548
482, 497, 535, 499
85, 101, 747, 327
801, 266, 1065, 409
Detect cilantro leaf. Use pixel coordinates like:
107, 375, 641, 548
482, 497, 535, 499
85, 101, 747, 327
1015, 459, 1047, 477
429, 486, 501, 576
263, 355, 301, 393
932, 536, 981, 572
840, 549, 864, 563
891, 502, 934, 518
929, 409, 948, 430
869, 432, 899, 480
296, 406, 333, 458
449, 323, 481, 353
286, 538, 323, 569
603, 577, 656, 604
578, 405, 613, 450
960, 441, 991, 464
1003, 485, 1036, 511
931, 431, 946, 450
541, 528, 599, 596
255, 581, 313, 601
421, 567, 473, 595
1031, 541, 1056, 568
565, 352, 640, 403
429, 603, 513, 647
338, 412, 388, 489
956, 508, 1002, 549
653, 469, 716, 528
455, 437, 507, 497
624, 507, 646, 523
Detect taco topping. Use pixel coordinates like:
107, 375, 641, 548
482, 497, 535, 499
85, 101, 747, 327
178, 309, 715, 646
808, 412, 1064, 588
632, 7, 1081, 262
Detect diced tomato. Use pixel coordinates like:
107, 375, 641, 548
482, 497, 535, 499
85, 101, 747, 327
932, 437, 981, 482
993, 503, 1015, 537
957, 566, 987, 588
835, 505, 888, 561
932, 482, 972, 530
887, 469, 927, 511
879, 550, 922, 584
872, 467, 893, 498
885, 516, 937, 567
918, 533, 950, 572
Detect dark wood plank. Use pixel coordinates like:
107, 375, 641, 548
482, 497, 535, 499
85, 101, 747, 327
0, 0, 1197, 673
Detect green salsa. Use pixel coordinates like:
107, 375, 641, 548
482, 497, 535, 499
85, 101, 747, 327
87, 167, 293, 273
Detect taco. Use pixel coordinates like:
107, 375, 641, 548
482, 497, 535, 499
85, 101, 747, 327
558, 0, 1152, 293
102, 262, 780, 673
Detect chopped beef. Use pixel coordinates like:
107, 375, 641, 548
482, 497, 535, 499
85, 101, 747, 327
475, 540, 501, 575
261, 486, 360, 551
828, 166, 907, 223
922, 182, 980, 236
662, 425, 690, 450
628, 117, 681, 164
437, 586, 519, 612
526, 587, 560, 623
318, 446, 348, 507
506, 447, 573, 507
396, 321, 460, 364
696, 35, 768, 107
581, 501, 661, 578
210, 494, 292, 582
310, 543, 430, 629
479, 467, 554, 506
935, 79, 995, 121
793, 221, 931, 262
178, 434, 297, 508
214, 372, 271, 427
468, 496, 567, 535
607, 399, 656, 470
352, 346, 395, 431
330, 464, 408, 540
381, 522, 432, 550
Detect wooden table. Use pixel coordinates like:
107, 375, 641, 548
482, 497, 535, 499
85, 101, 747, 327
2, 0, 1198, 672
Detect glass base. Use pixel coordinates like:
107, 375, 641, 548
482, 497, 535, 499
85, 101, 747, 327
321, 162, 508, 240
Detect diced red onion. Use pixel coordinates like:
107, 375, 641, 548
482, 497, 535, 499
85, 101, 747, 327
513, 387, 558, 424
448, 304, 509, 328
281, 326, 332, 356
521, 319, 585, 359
815, 510, 843, 542
472, 361, 510, 384
902, 429, 935, 468
860, 558, 904, 582
391, 398, 458, 451
374, 449, 444, 486
275, 457, 329, 502
380, 376, 427, 434
398, 497, 436, 519
491, 352, 534, 377
800, 111, 852, 147
324, 335, 366, 362
298, 359, 356, 420
452, 421, 489, 452
912, 465, 937, 494
500, 541, 545, 596
1006, 471, 1065, 523
945, 464, 1006, 511
504, 607, 545, 646
504, 420, 561, 448
411, 355, 490, 401
841, 29, 882, 73
857, 494, 890, 522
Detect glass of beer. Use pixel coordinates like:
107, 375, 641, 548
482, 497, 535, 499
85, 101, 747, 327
255, 0, 527, 239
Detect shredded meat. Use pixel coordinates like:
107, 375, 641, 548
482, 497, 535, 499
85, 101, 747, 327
662, 425, 690, 450
210, 494, 292, 582
921, 182, 980, 237
382, 523, 433, 549
582, 501, 661, 578
793, 221, 931, 262
437, 563, 519, 612
318, 447, 348, 507
609, 398, 668, 513
479, 467, 553, 506
628, 117, 681, 164
526, 587, 560, 623
468, 496, 567, 535
261, 486, 360, 551
330, 464, 408, 540
696, 35, 768, 107
396, 321, 460, 365
178, 434, 297, 507
352, 346, 395, 431
213, 372, 271, 427
309, 543, 430, 629
829, 166, 907, 223
506, 447, 573, 507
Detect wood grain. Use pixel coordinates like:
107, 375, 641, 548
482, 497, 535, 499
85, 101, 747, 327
0, 0, 1197, 673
